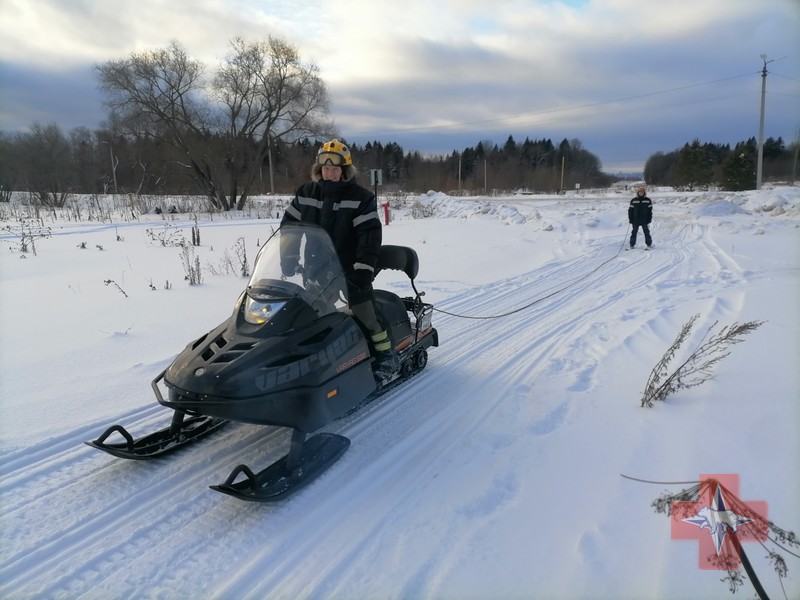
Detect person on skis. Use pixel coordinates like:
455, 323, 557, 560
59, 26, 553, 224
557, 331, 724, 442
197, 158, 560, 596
628, 187, 653, 248
280, 139, 398, 383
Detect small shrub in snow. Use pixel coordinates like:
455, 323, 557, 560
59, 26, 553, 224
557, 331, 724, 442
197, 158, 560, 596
180, 246, 203, 285
2, 217, 52, 255
103, 279, 128, 298
191, 217, 201, 246
206, 238, 249, 278
236, 237, 249, 277
145, 224, 186, 247
641, 314, 764, 407
411, 199, 434, 219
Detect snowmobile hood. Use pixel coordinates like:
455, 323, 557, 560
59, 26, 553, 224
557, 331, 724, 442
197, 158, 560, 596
159, 224, 376, 429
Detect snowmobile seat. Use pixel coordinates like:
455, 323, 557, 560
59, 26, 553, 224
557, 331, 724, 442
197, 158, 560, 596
375, 245, 419, 282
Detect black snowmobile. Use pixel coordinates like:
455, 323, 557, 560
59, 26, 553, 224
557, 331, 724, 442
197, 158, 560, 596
86, 223, 438, 502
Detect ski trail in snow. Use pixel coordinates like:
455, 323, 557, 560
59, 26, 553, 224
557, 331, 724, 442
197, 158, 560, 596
209, 218, 712, 598
0, 209, 765, 598
0, 421, 290, 596
0, 404, 165, 479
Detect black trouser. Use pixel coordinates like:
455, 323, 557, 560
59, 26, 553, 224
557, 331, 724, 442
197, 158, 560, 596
347, 280, 382, 334
630, 224, 652, 247
348, 282, 393, 357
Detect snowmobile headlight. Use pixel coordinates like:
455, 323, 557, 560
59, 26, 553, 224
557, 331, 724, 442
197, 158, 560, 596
244, 296, 286, 325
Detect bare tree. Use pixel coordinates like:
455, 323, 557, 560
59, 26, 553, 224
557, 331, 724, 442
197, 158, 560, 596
95, 37, 333, 210
18, 123, 74, 207
95, 41, 222, 202
211, 36, 335, 207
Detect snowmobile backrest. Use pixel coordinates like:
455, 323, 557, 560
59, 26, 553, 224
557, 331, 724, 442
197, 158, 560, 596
375, 245, 419, 281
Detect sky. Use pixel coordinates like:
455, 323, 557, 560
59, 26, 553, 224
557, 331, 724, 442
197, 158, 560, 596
0, 0, 798, 173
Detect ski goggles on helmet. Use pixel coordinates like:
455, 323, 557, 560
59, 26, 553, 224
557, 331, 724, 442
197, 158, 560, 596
317, 151, 346, 167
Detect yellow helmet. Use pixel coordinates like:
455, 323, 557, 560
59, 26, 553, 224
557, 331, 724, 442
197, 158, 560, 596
317, 139, 352, 167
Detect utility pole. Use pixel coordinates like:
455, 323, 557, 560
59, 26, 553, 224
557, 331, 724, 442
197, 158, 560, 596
756, 55, 770, 190
756, 54, 785, 190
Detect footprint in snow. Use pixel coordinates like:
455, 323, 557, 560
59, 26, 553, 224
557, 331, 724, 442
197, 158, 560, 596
456, 472, 520, 520
527, 402, 569, 436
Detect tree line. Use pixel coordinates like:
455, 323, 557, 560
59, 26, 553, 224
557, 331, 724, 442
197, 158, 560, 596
0, 35, 796, 207
0, 124, 613, 208
644, 136, 797, 191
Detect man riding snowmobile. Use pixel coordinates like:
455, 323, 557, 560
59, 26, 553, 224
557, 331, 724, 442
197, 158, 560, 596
87, 222, 439, 501
281, 139, 398, 383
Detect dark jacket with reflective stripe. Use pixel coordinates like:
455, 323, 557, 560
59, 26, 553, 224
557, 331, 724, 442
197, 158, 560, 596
281, 178, 381, 273
628, 195, 653, 225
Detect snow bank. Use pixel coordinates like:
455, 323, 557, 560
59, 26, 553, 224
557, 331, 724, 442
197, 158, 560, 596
693, 200, 750, 217
413, 191, 527, 223
685, 187, 800, 218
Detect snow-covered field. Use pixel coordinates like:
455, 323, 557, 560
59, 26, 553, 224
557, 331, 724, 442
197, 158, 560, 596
1, 186, 798, 599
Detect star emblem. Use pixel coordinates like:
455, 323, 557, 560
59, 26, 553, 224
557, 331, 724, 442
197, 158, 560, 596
681, 483, 753, 554
671, 474, 768, 570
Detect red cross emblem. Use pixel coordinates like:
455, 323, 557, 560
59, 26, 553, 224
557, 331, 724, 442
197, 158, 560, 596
671, 474, 768, 570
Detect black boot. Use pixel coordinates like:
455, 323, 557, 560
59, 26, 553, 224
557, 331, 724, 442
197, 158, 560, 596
371, 330, 398, 383
373, 349, 399, 383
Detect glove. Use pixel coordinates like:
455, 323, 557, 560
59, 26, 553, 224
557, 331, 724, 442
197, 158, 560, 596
350, 266, 373, 290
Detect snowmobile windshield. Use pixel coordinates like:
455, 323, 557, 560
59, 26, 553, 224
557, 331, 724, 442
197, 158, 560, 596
246, 224, 349, 317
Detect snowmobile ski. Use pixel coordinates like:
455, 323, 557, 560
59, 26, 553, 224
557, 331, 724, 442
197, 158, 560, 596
85, 410, 228, 459
211, 347, 428, 501
210, 431, 350, 502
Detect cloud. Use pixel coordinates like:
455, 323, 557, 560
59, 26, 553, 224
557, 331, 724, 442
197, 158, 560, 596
0, 0, 798, 172
0, 61, 104, 131
323, 0, 800, 168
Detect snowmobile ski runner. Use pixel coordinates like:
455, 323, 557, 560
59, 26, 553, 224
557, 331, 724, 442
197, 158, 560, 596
87, 223, 438, 502
85, 410, 228, 459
